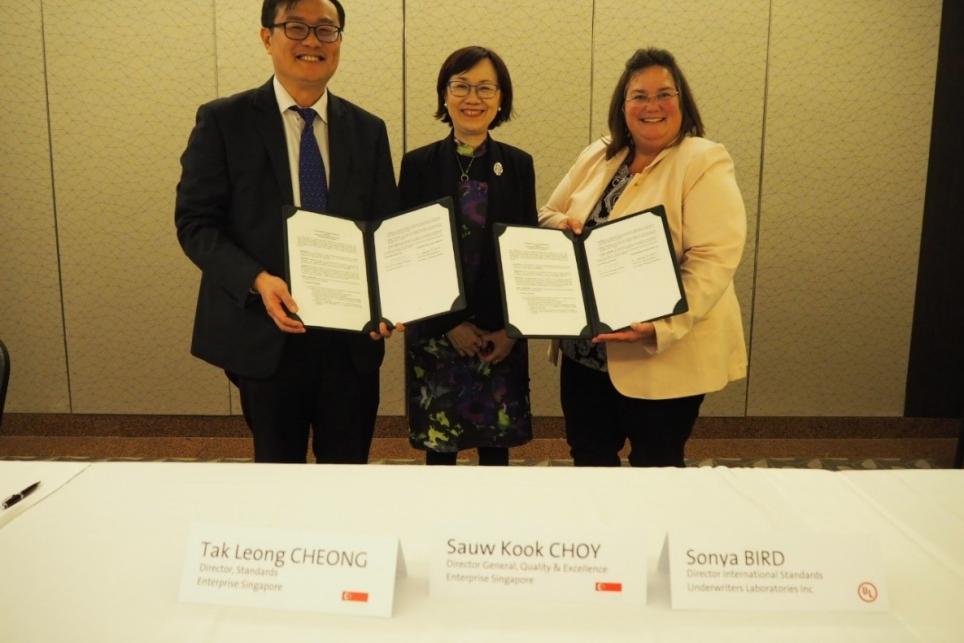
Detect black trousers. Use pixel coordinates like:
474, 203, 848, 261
560, 356, 703, 467
425, 447, 509, 466
232, 331, 379, 464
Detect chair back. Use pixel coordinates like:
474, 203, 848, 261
0, 340, 9, 430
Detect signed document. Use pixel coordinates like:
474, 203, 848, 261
494, 206, 686, 338
284, 198, 465, 333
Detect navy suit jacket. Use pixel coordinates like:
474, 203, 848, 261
175, 78, 398, 378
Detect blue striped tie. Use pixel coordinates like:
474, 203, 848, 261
293, 107, 328, 211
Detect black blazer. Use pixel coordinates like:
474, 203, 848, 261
175, 79, 398, 378
398, 134, 537, 336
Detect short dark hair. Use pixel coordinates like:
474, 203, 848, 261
605, 48, 704, 159
434, 46, 514, 129
261, 0, 345, 30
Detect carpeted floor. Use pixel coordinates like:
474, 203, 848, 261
0, 414, 957, 469
0, 436, 950, 469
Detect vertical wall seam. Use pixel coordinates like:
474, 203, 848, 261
401, 0, 407, 153
212, 0, 220, 99
588, 0, 596, 144
39, 0, 73, 412
212, 0, 231, 413
744, 0, 774, 417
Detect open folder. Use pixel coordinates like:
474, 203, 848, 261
283, 198, 466, 333
493, 206, 687, 339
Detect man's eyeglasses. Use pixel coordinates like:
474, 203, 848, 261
625, 90, 680, 106
272, 22, 342, 43
447, 81, 500, 99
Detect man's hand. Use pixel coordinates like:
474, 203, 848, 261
369, 321, 405, 341
254, 271, 305, 333
446, 322, 485, 357
479, 328, 516, 364
592, 322, 655, 344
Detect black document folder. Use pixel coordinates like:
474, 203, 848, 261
493, 206, 687, 339
283, 198, 466, 333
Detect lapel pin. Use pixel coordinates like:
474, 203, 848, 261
493, 161, 504, 176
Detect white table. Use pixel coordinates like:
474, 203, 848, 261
1, 462, 961, 642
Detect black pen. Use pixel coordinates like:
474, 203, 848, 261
2, 481, 41, 510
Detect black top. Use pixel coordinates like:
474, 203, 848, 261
398, 133, 537, 336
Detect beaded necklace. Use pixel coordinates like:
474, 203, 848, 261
455, 140, 478, 183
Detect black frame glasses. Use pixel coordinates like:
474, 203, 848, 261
272, 22, 343, 43
447, 81, 500, 99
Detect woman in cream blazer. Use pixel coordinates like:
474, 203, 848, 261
539, 48, 746, 467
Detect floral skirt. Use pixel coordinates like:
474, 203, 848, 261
406, 333, 532, 452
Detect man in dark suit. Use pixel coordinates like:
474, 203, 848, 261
175, 0, 398, 463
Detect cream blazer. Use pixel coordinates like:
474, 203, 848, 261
538, 136, 747, 399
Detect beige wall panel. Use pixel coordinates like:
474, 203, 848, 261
216, 0, 406, 414
215, 1, 274, 98
406, 0, 593, 417
592, 0, 770, 416
44, 1, 229, 414
379, 330, 406, 416
0, 1, 70, 412
229, 384, 242, 416
748, 1, 940, 415
526, 339, 559, 417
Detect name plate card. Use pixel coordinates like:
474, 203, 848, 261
179, 523, 405, 618
430, 526, 645, 604
661, 530, 888, 611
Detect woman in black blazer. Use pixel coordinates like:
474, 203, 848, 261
398, 46, 536, 466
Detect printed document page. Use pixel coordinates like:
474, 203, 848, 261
583, 212, 682, 330
498, 226, 588, 336
373, 202, 461, 325
286, 209, 371, 331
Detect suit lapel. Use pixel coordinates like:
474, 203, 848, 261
251, 78, 293, 205
437, 135, 459, 198
485, 137, 508, 223
326, 93, 352, 214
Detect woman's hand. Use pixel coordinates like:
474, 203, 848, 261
446, 322, 485, 357
479, 329, 516, 364
559, 216, 584, 235
592, 322, 655, 344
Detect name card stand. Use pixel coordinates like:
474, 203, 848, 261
179, 523, 405, 618
659, 530, 888, 612
430, 525, 646, 604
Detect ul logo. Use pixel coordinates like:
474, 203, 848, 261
857, 582, 878, 603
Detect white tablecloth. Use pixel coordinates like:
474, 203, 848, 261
1, 462, 961, 642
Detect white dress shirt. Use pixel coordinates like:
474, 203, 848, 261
272, 76, 331, 207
